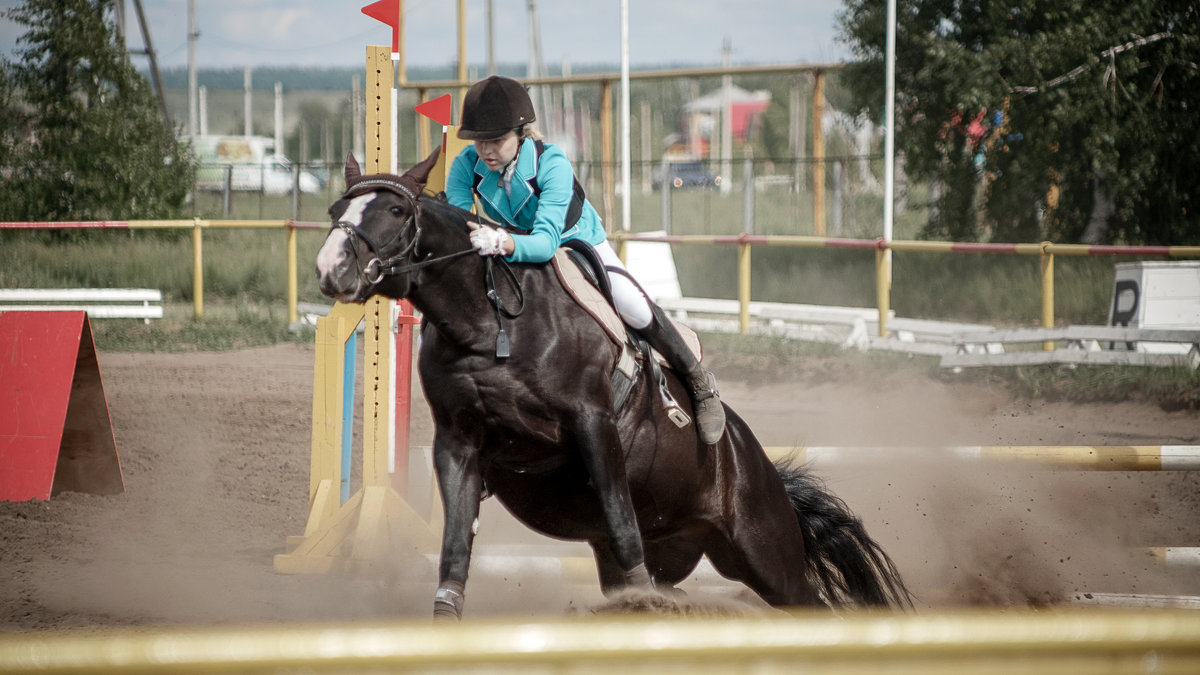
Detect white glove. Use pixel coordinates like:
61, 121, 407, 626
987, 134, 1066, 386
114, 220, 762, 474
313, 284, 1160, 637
469, 224, 510, 256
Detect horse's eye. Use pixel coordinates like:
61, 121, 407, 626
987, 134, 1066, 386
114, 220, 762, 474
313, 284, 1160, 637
390, 206, 404, 216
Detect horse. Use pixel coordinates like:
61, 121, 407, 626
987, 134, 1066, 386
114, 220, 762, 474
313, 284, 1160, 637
315, 155, 913, 619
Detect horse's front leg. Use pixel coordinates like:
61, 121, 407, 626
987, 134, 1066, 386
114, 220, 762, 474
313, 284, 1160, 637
431, 432, 483, 620
575, 411, 653, 590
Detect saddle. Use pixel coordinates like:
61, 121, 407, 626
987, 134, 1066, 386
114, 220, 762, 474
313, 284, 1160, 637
551, 242, 701, 423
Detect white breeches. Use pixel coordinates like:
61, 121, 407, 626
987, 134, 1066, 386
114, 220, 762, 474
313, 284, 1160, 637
593, 240, 653, 330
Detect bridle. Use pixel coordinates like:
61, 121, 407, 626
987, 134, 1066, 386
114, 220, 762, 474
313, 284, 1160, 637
332, 178, 526, 357
335, 185, 474, 286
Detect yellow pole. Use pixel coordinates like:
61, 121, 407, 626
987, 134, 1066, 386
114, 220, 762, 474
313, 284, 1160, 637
738, 242, 751, 335
456, 0, 468, 104
286, 225, 299, 325
1041, 243, 1055, 351
363, 296, 390, 488
876, 248, 892, 337
310, 312, 344, 502
366, 46, 393, 173
5, 610, 1200, 673
601, 80, 614, 231
417, 87, 430, 160
811, 71, 826, 237
396, 0, 406, 86
191, 218, 203, 318
276, 48, 440, 573
363, 48, 393, 489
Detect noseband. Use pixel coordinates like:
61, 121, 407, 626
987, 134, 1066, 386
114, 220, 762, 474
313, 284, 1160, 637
336, 214, 418, 284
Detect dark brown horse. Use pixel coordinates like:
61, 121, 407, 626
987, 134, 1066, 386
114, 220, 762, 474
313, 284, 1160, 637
315, 156, 912, 619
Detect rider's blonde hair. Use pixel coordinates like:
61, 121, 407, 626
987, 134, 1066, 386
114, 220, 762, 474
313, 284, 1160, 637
518, 123, 542, 141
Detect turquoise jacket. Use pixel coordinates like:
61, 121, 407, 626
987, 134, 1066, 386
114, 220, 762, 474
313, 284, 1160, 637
446, 137, 606, 264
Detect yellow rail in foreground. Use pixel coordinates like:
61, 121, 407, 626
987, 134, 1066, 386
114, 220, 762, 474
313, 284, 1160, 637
765, 445, 1200, 471
2, 609, 1199, 674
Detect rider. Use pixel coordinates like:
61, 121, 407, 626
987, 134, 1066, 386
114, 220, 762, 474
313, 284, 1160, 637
445, 75, 726, 445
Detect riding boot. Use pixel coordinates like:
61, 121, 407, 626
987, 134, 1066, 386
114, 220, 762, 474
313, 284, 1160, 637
637, 305, 726, 444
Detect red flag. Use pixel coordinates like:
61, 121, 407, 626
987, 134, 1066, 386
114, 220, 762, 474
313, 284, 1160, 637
415, 94, 453, 127
361, 0, 400, 54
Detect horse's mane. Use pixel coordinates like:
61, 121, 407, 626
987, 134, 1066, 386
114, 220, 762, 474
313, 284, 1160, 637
418, 193, 475, 227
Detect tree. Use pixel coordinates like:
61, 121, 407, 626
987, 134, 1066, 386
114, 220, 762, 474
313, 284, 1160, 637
0, 0, 193, 222
838, 0, 1200, 245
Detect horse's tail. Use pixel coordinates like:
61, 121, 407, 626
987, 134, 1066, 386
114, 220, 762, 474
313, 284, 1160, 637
775, 460, 914, 609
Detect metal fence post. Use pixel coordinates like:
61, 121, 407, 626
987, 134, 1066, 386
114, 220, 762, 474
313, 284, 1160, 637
287, 223, 298, 325
192, 218, 204, 319
742, 154, 754, 235
292, 164, 300, 219
222, 166, 232, 219
876, 245, 892, 337
738, 238, 751, 335
1041, 243, 1055, 350
660, 162, 672, 235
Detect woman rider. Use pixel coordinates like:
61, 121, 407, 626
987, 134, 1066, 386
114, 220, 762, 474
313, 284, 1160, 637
445, 75, 726, 445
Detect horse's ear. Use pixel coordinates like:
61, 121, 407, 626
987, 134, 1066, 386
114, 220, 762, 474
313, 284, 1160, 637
400, 147, 440, 193
344, 153, 362, 184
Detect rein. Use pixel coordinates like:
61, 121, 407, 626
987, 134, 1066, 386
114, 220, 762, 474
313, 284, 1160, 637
373, 246, 476, 278
485, 256, 525, 358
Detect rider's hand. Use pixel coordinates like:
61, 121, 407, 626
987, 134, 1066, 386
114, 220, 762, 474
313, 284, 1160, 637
468, 223, 511, 256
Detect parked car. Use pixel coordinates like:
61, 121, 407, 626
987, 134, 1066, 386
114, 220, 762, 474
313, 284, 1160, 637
191, 135, 321, 195
653, 160, 722, 190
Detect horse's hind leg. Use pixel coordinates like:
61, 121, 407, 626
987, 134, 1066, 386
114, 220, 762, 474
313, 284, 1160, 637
591, 538, 703, 596
707, 494, 823, 607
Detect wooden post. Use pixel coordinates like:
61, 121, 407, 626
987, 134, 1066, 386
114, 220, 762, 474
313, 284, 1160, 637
456, 0, 468, 104
876, 248, 892, 338
738, 242, 751, 335
192, 218, 203, 318
790, 76, 806, 192
1041, 245, 1055, 350
417, 88, 431, 160
274, 46, 439, 575
812, 70, 826, 237
363, 296, 390, 489
286, 225, 298, 324
601, 80, 615, 231
365, 46, 393, 174
396, 0, 406, 86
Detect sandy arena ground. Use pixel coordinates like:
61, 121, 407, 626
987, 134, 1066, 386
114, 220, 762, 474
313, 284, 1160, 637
2, 343, 1198, 630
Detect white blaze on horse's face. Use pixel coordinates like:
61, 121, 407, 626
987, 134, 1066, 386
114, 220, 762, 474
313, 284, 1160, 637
316, 192, 377, 296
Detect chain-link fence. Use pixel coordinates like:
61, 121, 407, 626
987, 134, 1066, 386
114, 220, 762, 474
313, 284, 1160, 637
188, 152, 925, 242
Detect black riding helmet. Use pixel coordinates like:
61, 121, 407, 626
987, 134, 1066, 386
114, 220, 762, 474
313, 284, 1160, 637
457, 76, 536, 140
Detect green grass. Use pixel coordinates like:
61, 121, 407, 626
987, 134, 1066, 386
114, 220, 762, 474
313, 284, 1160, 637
0, 227, 331, 305
1005, 362, 1200, 410
700, 332, 1200, 411
90, 300, 314, 352
189, 186, 340, 222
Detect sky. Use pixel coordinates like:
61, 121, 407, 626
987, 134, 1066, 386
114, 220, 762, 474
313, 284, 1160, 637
0, 0, 852, 71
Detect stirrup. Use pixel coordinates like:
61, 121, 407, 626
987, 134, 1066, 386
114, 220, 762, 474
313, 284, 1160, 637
656, 365, 691, 428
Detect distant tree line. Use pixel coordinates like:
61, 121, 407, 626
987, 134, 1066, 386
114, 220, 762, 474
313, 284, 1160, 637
839, 0, 1200, 245
9, 0, 1196, 248
0, 0, 193, 224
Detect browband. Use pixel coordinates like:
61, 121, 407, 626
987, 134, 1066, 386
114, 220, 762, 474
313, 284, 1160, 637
343, 175, 419, 201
